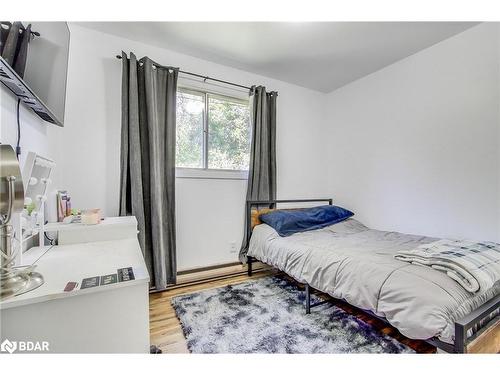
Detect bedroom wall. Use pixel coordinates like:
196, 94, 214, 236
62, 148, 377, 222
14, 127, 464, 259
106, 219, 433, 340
61, 24, 329, 270
0, 86, 63, 221
325, 22, 500, 242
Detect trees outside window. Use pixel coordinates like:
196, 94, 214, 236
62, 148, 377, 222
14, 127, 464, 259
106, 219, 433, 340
176, 88, 250, 171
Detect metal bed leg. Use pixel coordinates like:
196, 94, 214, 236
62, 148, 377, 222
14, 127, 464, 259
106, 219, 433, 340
247, 256, 253, 277
454, 321, 466, 353
305, 284, 311, 314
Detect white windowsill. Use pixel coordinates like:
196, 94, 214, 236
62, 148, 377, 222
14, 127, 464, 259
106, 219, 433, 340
175, 168, 248, 180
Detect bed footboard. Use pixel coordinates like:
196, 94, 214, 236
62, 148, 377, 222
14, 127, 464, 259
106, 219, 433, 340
303, 279, 499, 353
454, 293, 500, 353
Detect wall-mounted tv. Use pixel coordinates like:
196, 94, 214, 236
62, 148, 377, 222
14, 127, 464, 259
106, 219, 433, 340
0, 22, 70, 126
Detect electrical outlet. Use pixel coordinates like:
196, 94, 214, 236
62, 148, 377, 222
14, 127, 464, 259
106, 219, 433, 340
229, 241, 237, 253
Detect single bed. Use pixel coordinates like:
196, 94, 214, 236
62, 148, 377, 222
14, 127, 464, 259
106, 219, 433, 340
245, 199, 500, 353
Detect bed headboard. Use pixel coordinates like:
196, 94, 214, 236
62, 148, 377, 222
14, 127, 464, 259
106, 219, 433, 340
245, 198, 333, 247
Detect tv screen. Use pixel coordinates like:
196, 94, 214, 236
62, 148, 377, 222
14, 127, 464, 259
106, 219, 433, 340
1, 22, 70, 126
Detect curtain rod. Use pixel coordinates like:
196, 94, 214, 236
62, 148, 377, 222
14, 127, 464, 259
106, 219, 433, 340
115, 54, 252, 91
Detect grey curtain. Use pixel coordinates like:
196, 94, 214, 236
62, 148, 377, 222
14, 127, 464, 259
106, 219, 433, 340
239, 86, 278, 262
119, 52, 178, 289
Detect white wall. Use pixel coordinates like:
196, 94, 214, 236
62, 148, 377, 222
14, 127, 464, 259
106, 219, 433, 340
62, 24, 328, 270
0, 86, 63, 221
325, 23, 500, 242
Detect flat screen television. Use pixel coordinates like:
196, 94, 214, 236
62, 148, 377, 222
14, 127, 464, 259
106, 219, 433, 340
0, 22, 70, 126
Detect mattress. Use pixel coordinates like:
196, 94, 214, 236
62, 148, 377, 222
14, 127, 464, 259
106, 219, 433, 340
247, 218, 500, 343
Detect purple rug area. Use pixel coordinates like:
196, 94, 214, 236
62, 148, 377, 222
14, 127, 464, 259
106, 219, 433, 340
171, 276, 414, 354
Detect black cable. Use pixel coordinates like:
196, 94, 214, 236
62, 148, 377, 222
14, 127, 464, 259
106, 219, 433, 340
16, 98, 21, 158
44, 232, 55, 245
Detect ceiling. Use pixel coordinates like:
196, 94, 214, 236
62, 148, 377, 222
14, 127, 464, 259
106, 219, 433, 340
78, 22, 478, 93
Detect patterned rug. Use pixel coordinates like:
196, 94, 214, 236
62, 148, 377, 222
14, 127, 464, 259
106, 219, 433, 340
171, 276, 414, 353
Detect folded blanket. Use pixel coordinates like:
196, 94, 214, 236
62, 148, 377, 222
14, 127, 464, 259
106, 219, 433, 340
394, 239, 500, 293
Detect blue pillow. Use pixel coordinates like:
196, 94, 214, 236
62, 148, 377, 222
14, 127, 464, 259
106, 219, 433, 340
259, 205, 354, 237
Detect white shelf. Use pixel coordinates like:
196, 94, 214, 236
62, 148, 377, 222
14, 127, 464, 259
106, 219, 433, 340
43, 216, 139, 245
44, 216, 138, 232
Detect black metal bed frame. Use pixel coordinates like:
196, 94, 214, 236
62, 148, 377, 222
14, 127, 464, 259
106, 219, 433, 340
245, 198, 500, 354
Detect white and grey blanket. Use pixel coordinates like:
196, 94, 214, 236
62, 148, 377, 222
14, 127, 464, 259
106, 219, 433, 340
395, 239, 500, 293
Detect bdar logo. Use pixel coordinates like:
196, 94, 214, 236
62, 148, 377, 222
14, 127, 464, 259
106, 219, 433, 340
1, 339, 17, 354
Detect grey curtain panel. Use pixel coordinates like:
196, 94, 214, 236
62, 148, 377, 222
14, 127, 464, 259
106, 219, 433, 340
239, 86, 278, 262
1, 22, 32, 78
119, 52, 178, 289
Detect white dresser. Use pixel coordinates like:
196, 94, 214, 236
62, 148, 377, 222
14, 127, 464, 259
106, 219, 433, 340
0, 216, 150, 353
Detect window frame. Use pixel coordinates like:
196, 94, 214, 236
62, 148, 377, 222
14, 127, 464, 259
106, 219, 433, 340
175, 86, 251, 180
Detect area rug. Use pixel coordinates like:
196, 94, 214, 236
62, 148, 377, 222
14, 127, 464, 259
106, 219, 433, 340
171, 276, 414, 353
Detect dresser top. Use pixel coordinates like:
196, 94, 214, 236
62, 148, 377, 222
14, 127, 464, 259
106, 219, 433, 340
1, 237, 149, 310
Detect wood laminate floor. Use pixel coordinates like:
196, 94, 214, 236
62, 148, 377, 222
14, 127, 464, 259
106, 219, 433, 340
149, 270, 436, 354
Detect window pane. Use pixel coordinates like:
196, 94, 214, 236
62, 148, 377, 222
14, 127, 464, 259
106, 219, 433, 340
176, 90, 204, 168
208, 95, 250, 170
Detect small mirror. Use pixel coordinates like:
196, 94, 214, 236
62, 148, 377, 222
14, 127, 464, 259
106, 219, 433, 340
22, 152, 55, 214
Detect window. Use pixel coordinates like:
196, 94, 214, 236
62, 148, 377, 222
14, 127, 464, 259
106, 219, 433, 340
176, 88, 251, 173
176, 90, 204, 169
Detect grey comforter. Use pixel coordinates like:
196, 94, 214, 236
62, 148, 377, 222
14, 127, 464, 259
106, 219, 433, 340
247, 218, 500, 343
